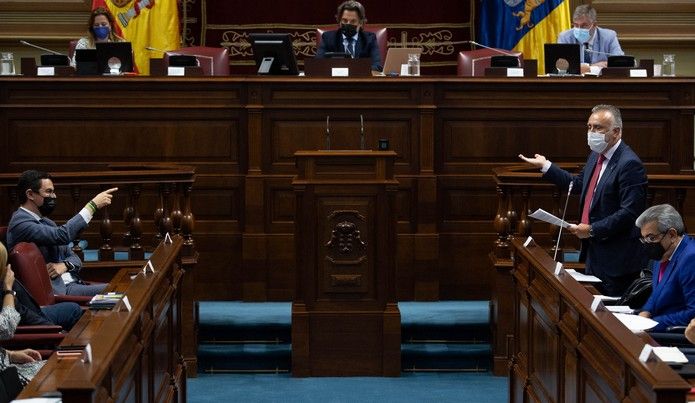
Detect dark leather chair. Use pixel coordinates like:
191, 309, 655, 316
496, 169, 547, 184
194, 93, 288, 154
68, 40, 78, 63
164, 46, 230, 76
316, 25, 388, 65
9, 242, 91, 306
457, 48, 523, 77
0, 227, 6, 246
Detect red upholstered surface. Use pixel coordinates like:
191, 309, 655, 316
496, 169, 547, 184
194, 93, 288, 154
182, 0, 474, 74
457, 48, 524, 77
164, 46, 230, 76
9, 243, 56, 307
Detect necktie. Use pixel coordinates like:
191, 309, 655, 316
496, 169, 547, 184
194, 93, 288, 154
580, 154, 605, 224
346, 38, 355, 58
584, 44, 592, 64
658, 260, 668, 283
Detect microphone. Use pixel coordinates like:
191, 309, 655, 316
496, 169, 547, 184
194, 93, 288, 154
465, 40, 518, 57
19, 40, 65, 55
325, 116, 331, 150
553, 180, 573, 261
360, 114, 365, 150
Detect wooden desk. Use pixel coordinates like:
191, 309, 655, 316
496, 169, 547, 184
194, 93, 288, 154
509, 237, 690, 402
19, 236, 187, 402
0, 76, 693, 305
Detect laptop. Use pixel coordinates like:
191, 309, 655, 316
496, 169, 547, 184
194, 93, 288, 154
75, 49, 98, 76
304, 57, 372, 77
382, 47, 422, 76
96, 42, 134, 75
544, 43, 580, 75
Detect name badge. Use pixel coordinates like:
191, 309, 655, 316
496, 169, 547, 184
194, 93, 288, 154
629, 69, 647, 78
167, 66, 186, 76
506, 68, 524, 77
37, 67, 55, 76
331, 67, 349, 77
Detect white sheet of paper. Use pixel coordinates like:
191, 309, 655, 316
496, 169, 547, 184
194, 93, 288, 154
400, 64, 410, 76
331, 67, 349, 77
614, 313, 658, 332
37, 67, 55, 76
565, 269, 602, 283
629, 69, 647, 78
528, 208, 571, 228
594, 295, 621, 302
652, 346, 688, 364
607, 305, 634, 313
523, 236, 533, 247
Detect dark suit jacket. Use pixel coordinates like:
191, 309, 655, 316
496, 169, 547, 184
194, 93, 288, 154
7, 207, 87, 295
642, 235, 695, 331
315, 29, 382, 71
544, 141, 648, 295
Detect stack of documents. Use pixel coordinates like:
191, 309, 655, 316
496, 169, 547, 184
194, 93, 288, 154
88, 292, 124, 310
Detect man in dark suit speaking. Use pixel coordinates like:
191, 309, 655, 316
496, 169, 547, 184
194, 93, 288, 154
315, 1, 382, 71
519, 104, 648, 296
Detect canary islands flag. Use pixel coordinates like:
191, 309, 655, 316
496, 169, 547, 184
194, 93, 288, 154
92, 0, 180, 75
479, 0, 570, 74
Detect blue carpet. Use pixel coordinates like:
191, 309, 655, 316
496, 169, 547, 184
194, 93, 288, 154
187, 372, 508, 403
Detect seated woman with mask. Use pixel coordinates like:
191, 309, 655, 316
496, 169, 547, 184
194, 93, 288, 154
70, 7, 124, 66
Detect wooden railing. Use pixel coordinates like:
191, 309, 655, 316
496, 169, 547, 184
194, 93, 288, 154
488, 164, 695, 376
0, 164, 196, 260
0, 164, 200, 375
19, 235, 188, 402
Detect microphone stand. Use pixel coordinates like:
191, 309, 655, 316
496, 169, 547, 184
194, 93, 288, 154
553, 181, 573, 261
466, 40, 518, 57
325, 116, 331, 150
360, 114, 365, 150
19, 40, 64, 55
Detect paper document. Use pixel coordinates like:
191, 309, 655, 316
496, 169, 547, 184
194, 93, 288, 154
594, 295, 620, 302
528, 208, 572, 228
565, 269, 602, 283
613, 313, 658, 332
652, 347, 688, 364
607, 305, 634, 314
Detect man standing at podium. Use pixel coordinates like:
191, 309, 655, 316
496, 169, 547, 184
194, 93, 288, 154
315, 1, 382, 71
557, 5, 624, 72
519, 104, 648, 296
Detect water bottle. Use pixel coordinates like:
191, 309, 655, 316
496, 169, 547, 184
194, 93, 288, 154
662, 54, 675, 77
0, 52, 15, 75
407, 53, 420, 76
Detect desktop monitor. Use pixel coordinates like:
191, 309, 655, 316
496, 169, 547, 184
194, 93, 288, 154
96, 42, 134, 75
40, 54, 70, 66
75, 49, 98, 76
249, 33, 299, 75
607, 55, 635, 68
544, 43, 580, 75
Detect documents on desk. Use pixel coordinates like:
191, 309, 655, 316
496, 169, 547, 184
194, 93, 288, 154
565, 269, 601, 283
652, 346, 688, 364
606, 305, 635, 314
529, 208, 571, 228
613, 313, 658, 332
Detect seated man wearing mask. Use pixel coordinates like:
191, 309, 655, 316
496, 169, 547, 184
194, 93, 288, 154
637, 204, 695, 332
6, 170, 117, 297
315, 1, 382, 71
557, 4, 624, 73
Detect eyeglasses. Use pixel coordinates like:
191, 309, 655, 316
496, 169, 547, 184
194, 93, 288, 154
639, 232, 666, 244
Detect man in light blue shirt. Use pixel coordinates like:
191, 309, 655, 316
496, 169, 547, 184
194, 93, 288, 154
557, 5, 623, 72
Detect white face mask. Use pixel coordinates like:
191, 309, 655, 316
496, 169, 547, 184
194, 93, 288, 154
587, 131, 608, 153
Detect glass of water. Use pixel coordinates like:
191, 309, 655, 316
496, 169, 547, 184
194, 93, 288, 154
662, 54, 675, 77
0, 52, 15, 75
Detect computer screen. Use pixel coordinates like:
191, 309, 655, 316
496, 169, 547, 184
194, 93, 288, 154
544, 43, 580, 75
249, 33, 299, 75
96, 42, 134, 75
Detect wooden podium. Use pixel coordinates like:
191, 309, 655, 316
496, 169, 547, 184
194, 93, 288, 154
291, 150, 401, 377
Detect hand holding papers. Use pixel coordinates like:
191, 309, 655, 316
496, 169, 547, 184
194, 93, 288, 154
529, 208, 572, 228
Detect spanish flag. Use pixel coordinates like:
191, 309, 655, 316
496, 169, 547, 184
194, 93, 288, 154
479, 0, 571, 74
92, 0, 181, 75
